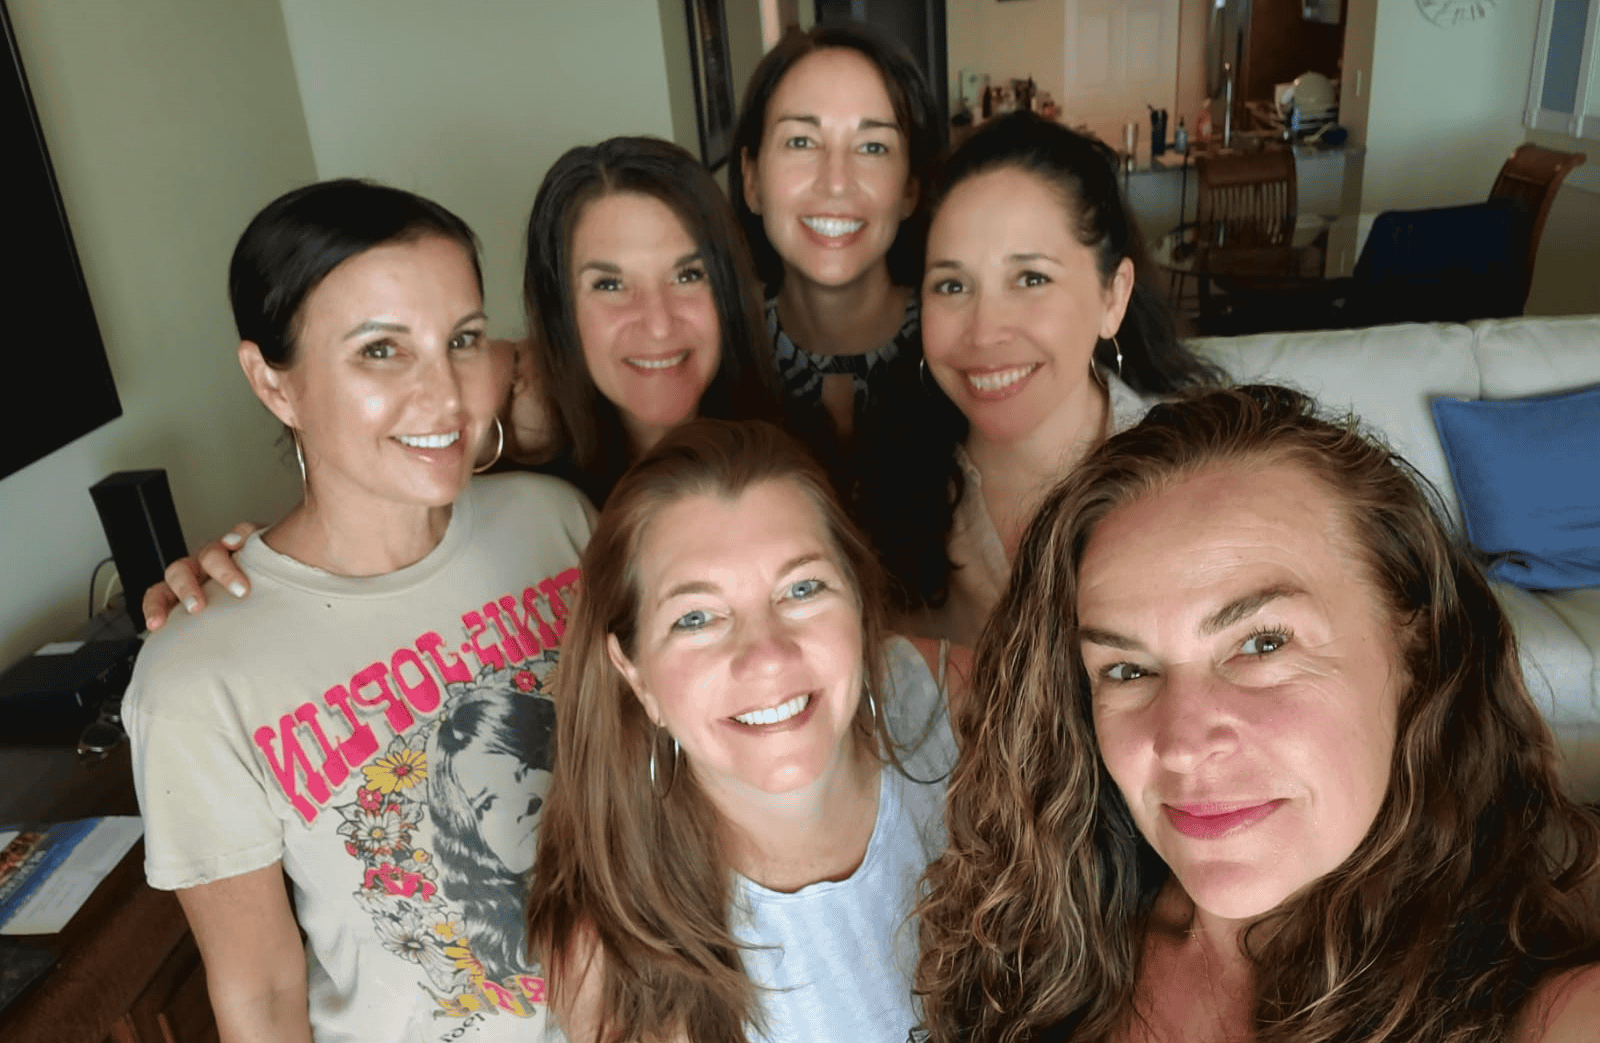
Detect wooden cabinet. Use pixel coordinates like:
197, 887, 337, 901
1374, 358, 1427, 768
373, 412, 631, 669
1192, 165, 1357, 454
0, 746, 219, 1043
109, 932, 217, 1043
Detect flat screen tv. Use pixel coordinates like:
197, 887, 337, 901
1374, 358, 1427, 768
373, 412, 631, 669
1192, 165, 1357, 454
1, 0, 120, 481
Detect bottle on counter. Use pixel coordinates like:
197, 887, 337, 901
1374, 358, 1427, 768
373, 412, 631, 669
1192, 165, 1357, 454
1173, 116, 1189, 153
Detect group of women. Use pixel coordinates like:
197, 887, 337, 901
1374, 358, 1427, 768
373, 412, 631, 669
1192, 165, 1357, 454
124, 19, 1600, 1043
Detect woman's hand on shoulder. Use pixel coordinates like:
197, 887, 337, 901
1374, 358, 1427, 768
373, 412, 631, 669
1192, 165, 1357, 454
142, 522, 259, 630
501, 335, 556, 464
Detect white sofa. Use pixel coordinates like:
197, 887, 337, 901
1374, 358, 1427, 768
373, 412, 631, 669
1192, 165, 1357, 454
1193, 316, 1600, 798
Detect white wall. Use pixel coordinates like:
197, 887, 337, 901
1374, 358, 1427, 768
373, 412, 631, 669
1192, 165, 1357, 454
0, 0, 316, 670
278, 0, 691, 339
1356, 0, 1540, 211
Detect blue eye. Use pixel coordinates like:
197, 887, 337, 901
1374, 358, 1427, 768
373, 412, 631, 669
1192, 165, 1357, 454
1240, 629, 1290, 656
787, 578, 825, 600
860, 141, 890, 155
671, 609, 712, 632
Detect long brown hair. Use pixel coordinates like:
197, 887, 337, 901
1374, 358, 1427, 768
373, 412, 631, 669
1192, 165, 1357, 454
915, 385, 1600, 1043
527, 418, 894, 1043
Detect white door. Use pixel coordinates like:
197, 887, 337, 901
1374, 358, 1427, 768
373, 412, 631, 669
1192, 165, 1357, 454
1061, 0, 1182, 157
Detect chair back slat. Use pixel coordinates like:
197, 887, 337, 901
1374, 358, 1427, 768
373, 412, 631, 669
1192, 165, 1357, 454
1196, 149, 1298, 250
1487, 143, 1586, 307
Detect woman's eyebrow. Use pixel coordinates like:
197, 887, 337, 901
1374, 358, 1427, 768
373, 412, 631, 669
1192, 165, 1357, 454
1078, 626, 1142, 652
1201, 584, 1306, 635
344, 318, 408, 340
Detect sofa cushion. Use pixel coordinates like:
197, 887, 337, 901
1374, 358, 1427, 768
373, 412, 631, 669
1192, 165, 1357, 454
1193, 323, 1480, 523
1431, 385, 1600, 589
1471, 316, 1600, 399
1493, 583, 1599, 728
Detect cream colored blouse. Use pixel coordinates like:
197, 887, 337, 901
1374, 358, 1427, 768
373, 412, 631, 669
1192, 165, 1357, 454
913, 372, 1159, 647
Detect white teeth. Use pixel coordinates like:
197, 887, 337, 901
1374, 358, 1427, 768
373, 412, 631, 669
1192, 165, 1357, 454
967, 365, 1038, 392
802, 216, 865, 238
734, 693, 811, 727
625, 350, 689, 371
395, 432, 461, 449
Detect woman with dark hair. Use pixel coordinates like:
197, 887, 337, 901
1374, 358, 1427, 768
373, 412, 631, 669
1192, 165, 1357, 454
527, 418, 967, 1043
144, 136, 787, 622
522, 135, 786, 507
730, 19, 945, 442
878, 111, 1219, 642
915, 384, 1600, 1043
124, 179, 590, 1042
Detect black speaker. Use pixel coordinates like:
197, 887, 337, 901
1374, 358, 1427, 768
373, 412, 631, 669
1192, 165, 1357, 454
90, 469, 188, 632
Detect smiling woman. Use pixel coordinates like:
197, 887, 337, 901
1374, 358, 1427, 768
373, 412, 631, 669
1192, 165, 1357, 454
527, 418, 965, 1043
123, 179, 593, 1043
524, 136, 785, 507
915, 385, 1600, 1043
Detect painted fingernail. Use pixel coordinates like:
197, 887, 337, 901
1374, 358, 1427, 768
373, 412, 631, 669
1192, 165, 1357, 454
184, 597, 199, 613
229, 582, 247, 598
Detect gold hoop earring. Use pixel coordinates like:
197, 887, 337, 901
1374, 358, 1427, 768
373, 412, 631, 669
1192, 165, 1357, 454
473, 416, 505, 474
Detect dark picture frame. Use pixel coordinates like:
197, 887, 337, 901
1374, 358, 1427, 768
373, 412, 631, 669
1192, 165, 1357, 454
684, 0, 736, 170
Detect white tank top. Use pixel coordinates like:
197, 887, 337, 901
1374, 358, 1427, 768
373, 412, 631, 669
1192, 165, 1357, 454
730, 636, 956, 1043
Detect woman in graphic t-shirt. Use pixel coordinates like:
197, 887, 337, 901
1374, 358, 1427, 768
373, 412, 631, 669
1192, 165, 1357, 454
124, 180, 591, 1043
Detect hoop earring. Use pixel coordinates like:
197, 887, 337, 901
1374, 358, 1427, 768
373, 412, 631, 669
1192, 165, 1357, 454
918, 356, 932, 393
649, 728, 679, 796
1090, 337, 1125, 388
865, 686, 878, 725
473, 416, 505, 474
291, 428, 307, 488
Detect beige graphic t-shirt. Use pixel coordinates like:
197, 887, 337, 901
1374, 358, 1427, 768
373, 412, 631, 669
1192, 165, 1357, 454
127, 473, 590, 1043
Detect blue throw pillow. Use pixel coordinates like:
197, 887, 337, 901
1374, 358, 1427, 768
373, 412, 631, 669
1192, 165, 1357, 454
1431, 385, 1600, 590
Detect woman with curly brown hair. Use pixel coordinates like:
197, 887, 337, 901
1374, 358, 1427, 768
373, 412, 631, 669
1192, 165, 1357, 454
915, 384, 1600, 1043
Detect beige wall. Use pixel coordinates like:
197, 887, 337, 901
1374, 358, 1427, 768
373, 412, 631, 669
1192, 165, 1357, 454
0, 0, 316, 670
278, 0, 690, 340
1521, 129, 1600, 316
946, 0, 1066, 115
1356, 0, 1540, 212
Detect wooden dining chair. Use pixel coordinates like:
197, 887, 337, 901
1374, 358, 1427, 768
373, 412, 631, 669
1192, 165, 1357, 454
1194, 148, 1299, 250
1489, 143, 1586, 308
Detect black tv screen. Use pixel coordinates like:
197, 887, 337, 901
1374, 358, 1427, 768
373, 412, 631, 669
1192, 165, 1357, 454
1, 0, 120, 481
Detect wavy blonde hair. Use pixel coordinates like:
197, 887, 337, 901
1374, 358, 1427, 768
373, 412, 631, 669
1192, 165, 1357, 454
915, 385, 1600, 1043
526, 418, 894, 1043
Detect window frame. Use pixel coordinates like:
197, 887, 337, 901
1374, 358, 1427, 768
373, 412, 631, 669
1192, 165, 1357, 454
1525, 0, 1600, 139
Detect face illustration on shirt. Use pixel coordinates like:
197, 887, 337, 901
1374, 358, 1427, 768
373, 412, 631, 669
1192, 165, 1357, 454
454, 745, 551, 875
